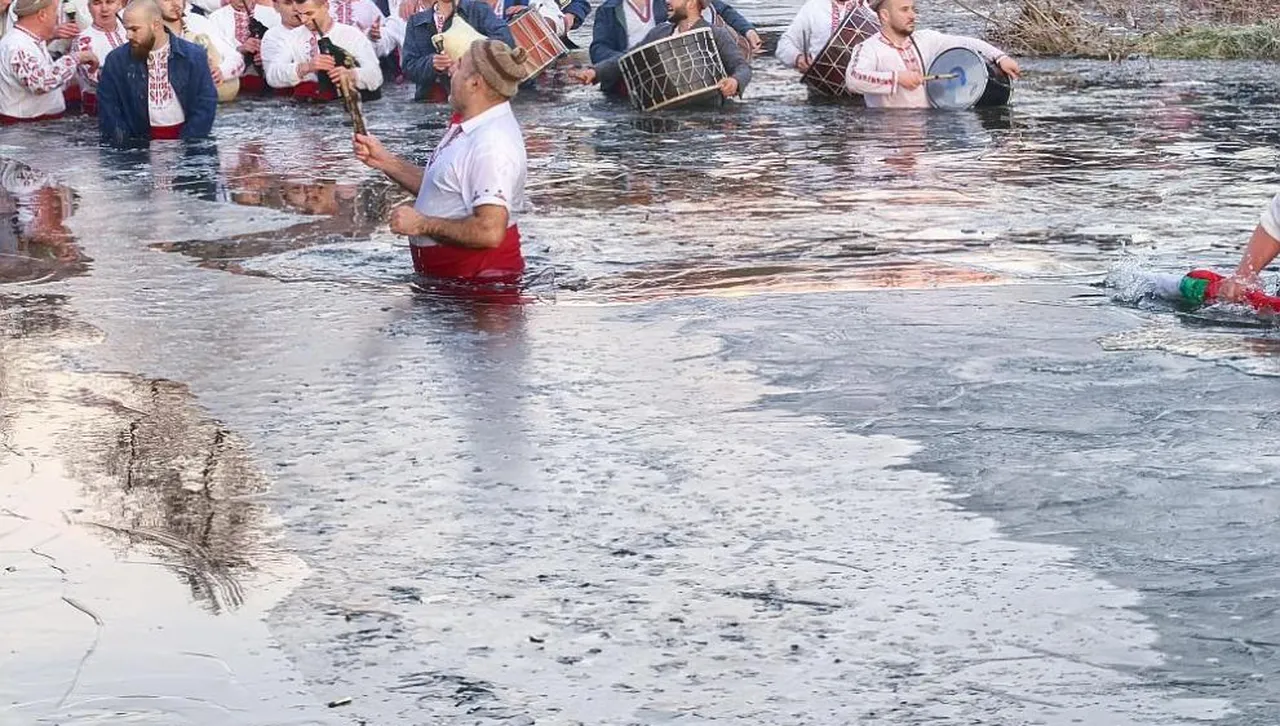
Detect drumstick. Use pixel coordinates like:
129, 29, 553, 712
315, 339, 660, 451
923, 73, 959, 81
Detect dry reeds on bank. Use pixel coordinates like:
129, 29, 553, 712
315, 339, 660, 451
973, 0, 1280, 60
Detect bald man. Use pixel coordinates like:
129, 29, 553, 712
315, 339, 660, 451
96, 0, 217, 143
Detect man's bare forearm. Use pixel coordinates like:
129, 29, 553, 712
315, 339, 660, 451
379, 156, 425, 195
412, 208, 508, 250
1235, 225, 1280, 279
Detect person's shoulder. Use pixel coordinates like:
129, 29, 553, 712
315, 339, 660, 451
102, 42, 132, 67
595, 0, 624, 12
407, 8, 434, 26
208, 4, 234, 21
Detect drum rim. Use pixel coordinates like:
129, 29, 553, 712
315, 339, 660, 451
799, 6, 879, 95
926, 46, 988, 110
643, 85, 722, 112
508, 7, 569, 81
620, 25, 716, 62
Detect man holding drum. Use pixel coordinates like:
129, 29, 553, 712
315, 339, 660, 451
353, 38, 528, 282
576, 0, 750, 100
845, 0, 1019, 108
776, 0, 866, 74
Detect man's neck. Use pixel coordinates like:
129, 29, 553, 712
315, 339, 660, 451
94, 18, 120, 31
163, 18, 182, 33
457, 96, 502, 123
152, 29, 171, 51
675, 15, 697, 32
14, 19, 49, 41
882, 27, 910, 46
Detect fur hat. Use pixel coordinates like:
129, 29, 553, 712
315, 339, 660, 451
467, 39, 528, 99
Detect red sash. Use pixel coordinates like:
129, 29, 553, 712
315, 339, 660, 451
63, 83, 82, 108
81, 91, 98, 116
0, 112, 64, 124
240, 74, 266, 93
422, 83, 448, 104
409, 224, 523, 283
150, 123, 183, 140
293, 80, 337, 102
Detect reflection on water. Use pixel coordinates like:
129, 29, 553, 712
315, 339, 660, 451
0, 159, 89, 284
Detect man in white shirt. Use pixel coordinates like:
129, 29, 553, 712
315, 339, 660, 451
158, 0, 242, 99
72, 0, 125, 112
0, 0, 96, 122
259, 0, 300, 90
353, 38, 527, 282
845, 0, 1019, 108
1218, 194, 1280, 303
208, 0, 279, 91
776, 0, 866, 74
280, 0, 381, 101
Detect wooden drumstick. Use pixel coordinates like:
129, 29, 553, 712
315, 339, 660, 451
923, 73, 959, 81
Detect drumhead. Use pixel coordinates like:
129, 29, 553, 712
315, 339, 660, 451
926, 47, 988, 110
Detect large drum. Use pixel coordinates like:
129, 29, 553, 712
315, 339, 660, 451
800, 4, 879, 99
926, 47, 1011, 109
618, 27, 727, 112
508, 8, 568, 81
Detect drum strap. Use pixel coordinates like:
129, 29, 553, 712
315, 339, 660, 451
909, 35, 924, 73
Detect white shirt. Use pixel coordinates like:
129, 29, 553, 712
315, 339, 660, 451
776, 0, 865, 69
183, 10, 245, 79
329, 0, 395, 56
1262, 194, 1280, 241
623, 0, 655, 50
73, 22, 126, 92
147, 42, 186, 126
411, 102, 526, 247
261, 19, 303, 87
0, 26, 76, 119
845, 28, 1004, 108
209, 3, 281, 77
48, 0, 91, 55
273, 21, 382, 90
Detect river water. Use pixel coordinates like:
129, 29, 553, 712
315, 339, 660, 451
3, 2, 1280, 724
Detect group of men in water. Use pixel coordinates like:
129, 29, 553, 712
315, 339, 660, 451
0, 0, 1275, 300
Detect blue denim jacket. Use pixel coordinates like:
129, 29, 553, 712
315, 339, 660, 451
589, 0, 752, 65
97, 31, 218, 146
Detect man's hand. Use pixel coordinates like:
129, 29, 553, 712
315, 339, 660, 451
432, 53, 454, 73
745, 29, 762, 53
53, 22, 81, 39
1219, 274, 1261, 303
353, 132, 397, 171
896, 70, 923, 90
795, 54, 811, 73
313, 53, 336, 72
212, 67, 224, 83
240, 36, 261, 54
76, 50, 99, 70
326, 65, 353, 87
571, 66, 596, 85
389, 204, 428, 236
996, 55, 1021, 80
503, 4, 520, 15
561, 10, 576, 30
717, 76, 738, 97
398, 0, 421, 19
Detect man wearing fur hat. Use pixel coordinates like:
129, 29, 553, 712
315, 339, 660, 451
845, 0, 1019, 108
576, 0, 750, 101
0, 0, 98, 121
353, 38, 527, 282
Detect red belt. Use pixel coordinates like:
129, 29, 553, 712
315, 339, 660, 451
82, 91, 98, 116
293, 80, 337, 102
63, 84, 82, 107
410, 224, 523, 283
240, 74, 266, 93
0, 112, 64, 124
151, 123, 183, 140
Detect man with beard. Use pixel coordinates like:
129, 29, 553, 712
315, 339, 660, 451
576, 0, 750, 101
845, 0, 1019, 108
0, 0, 97, 122
96, 0, 217, 143
352, 38, 527, 283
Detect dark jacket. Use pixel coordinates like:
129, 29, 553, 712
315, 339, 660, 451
596, 18, 751, 99
504, 0, 591, 32
401, 1, 514, 101
589, 0, 752, 64
97, 31, 218, 146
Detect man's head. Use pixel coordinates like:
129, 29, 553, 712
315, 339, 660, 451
88, 0, 124, 28
154, 0, 183, 23
12, 0, 59, 38
295, 0, 330, 30
274, 0, 300, 27
875, 0, 916, 36
665, 0, 701, 24
451, 39, 525, 112
123, 0, 166, 57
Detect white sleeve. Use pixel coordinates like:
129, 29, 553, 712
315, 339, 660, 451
349, 28, 383, 90
921, 28, 1006, 65
1262, 194, 1280, 241
462, 150, 519, 211
384, 15, 405, 50
263, 29, 303, 86
845, 39, 895, 96
775, 6, 808, 69
209, 8, 237, 50
214, 24, 245, 76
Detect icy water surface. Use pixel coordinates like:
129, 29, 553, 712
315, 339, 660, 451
4, 5, 1280, 724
